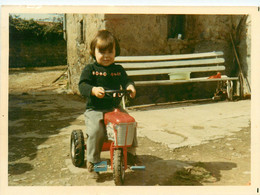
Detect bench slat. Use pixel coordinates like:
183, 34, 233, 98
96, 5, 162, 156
126, 66, 225, 76
115, 51, 223, 62
118, 58, 224, 69
134, 77, 239, 86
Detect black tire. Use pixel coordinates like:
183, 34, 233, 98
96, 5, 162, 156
70, 130, 85, 167
113, 149, 125, 185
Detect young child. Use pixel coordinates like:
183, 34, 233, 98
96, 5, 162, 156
78, 30, 138, 179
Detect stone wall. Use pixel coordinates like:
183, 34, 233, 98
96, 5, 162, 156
9, 40, 66, 68
105, 14, 169, 55
186, 15, 233, 41
66, 14, 106, 93
236, 15, 251, 93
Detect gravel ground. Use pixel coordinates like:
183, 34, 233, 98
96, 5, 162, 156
6, 69, 252, 190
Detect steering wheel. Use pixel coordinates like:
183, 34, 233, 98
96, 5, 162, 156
105, 89, 131, 98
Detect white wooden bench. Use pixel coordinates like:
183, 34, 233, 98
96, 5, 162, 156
115, 51, 239, 105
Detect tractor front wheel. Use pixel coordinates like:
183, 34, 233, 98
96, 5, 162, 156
113, 149, 125, 185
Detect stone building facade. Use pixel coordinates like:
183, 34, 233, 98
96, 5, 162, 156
65, 14, 251, 104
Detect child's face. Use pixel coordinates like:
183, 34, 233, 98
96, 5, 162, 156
95, 42, 116, 66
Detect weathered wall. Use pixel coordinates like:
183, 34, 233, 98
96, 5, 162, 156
236, 15, 251, 92
9, 40, 66, 68
66, 14, 105, 93
186, 15, 233, 40
105, 14, 169, 55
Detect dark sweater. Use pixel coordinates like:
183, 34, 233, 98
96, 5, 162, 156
78, 61, 134, 110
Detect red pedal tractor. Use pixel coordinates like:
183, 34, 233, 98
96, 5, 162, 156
70, 90, 142, 185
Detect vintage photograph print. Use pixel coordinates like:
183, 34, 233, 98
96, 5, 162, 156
1, 5, 260, 195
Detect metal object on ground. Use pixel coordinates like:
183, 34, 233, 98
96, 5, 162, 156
130, 166, 146, 170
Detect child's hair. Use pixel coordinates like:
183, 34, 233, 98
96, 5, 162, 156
90, 30, 120, 59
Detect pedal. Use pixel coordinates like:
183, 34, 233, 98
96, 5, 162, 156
130, 166, 146, 170
94, 161, 108, 172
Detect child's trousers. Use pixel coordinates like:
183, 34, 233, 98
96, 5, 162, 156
84, 108, 138, 164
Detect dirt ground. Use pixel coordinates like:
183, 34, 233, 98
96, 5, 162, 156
8, 68, 251, 186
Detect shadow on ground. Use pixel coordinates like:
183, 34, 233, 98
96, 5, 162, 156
8, 93, 85, 170
125, 155, 237, 186
71, 154, 237, 186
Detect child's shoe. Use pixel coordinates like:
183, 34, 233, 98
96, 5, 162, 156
87, 162, 99, 179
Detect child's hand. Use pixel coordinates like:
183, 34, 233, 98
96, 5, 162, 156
127, 85, 136, 99
92, 87, 105, 98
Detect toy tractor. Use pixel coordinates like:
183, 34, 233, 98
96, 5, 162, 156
70, 90, 144, 185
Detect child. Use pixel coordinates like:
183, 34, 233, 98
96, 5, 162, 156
78, 30, 139, 179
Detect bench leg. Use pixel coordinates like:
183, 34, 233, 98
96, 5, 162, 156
226, 80, 233, 101
212, 81, 222, 101
236, 79, 241, 98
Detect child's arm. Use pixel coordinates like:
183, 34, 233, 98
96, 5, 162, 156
78, 65, 95, 98
79, 65, 106, 99
91, 87, 105, 98
126, 84, 136, 98
119, 65, 136, 98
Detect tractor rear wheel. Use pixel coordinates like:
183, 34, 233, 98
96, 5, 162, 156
70, 130, 85, 167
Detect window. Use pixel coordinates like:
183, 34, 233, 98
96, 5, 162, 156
168, 15, 185, 39
80, 19, 84, 43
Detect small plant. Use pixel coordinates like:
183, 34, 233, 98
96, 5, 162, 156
164, 162, 217, 185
